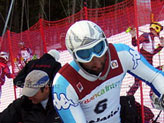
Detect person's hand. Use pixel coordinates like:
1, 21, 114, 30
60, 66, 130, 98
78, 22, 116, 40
160, 94, 164, 109
162, 65, 164, 72
129, 27, 136, 38
151, 92, 164, 110
159, 37, 164, 47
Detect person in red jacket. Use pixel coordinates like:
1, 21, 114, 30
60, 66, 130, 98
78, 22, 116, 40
127, 22, 164, 95
0, 51, 14, 99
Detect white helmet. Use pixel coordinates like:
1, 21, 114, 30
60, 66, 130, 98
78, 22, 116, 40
0, 51, 9, 61
65, 20, 108, 63
65, 20, 110, 80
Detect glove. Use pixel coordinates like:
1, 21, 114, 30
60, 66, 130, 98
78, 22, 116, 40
129, 27, 136, 38
150, 92, 161, 110
159, 37, 164, 47
160, 94, 164, 109
150, 92, 164, 110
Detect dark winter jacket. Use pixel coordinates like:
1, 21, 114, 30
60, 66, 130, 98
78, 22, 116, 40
14, 53, 61, 87
0, 95, 62, 123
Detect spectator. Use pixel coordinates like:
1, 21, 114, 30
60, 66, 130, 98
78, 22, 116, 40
0, 51, 14, 100
16, 41, 33, 70
127, 22, 164, 95
0, 70, 62, 123
14, 49, 61, 88
52, 20, 164, 123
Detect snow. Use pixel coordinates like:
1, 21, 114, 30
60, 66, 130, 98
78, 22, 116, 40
1, 20, 164, 122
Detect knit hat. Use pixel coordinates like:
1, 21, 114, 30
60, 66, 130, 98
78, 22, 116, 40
48, 49, 60, 61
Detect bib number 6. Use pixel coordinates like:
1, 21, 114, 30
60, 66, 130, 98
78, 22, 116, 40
94, 99, 107, 114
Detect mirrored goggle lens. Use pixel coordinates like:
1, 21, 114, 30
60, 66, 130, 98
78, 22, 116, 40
76, 40, 106, 61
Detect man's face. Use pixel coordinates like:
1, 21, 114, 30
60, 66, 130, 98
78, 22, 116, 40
151, 29, 159, 37
81, 53, 106, 75
28, 87, 49, 104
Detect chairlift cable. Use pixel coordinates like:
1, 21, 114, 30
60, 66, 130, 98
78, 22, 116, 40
114, 0, 119, 35
157, 5, 164, 21
20, 0, 25, 40
77, 0, 83, 9
49, 0, 51, 21
39, 0, 48, 20
72, 0, 76, 22
59, 0, 68, 17
77, 0, 83, 20
0, 12, 6, 25
68, 0, 70, 17
25, 0, 30, 30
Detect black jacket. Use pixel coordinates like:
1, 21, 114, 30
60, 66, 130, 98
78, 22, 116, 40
14, 53, 61, 87
0, 95, 62, 123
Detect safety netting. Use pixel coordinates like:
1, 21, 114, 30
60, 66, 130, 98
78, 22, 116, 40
0, 0, 164, 122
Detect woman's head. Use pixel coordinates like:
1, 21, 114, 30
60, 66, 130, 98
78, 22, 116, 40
150, 22, 163, 36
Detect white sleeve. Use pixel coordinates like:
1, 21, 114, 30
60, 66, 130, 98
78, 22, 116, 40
52, 73, 87, 123
115, 43, 164, 97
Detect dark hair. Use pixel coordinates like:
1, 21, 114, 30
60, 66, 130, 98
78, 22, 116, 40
40, 81, 52, 92
40, 86, 45, 92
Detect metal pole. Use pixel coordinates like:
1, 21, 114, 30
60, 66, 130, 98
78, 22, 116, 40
1, 0, 15, 36
83, 0, 88, 20
133, 0, 145, 122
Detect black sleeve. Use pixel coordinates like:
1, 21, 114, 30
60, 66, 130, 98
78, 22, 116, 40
13, 65, 27, 87
13, 60, 35, 87
52, 62, 61, 76
0, 98, 22, 123
132, 37, 137, 46
51, 62, 61, 84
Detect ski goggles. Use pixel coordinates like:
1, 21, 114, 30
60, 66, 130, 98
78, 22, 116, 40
150, 23, 163, 33
73, 39, 108, 63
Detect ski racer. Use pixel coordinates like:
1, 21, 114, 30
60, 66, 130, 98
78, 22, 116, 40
52, 20, 164, 123
127, 22, 164, 95
129, 21, 164, 65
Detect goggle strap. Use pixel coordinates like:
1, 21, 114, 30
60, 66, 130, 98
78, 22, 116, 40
99, 49, 111, 80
